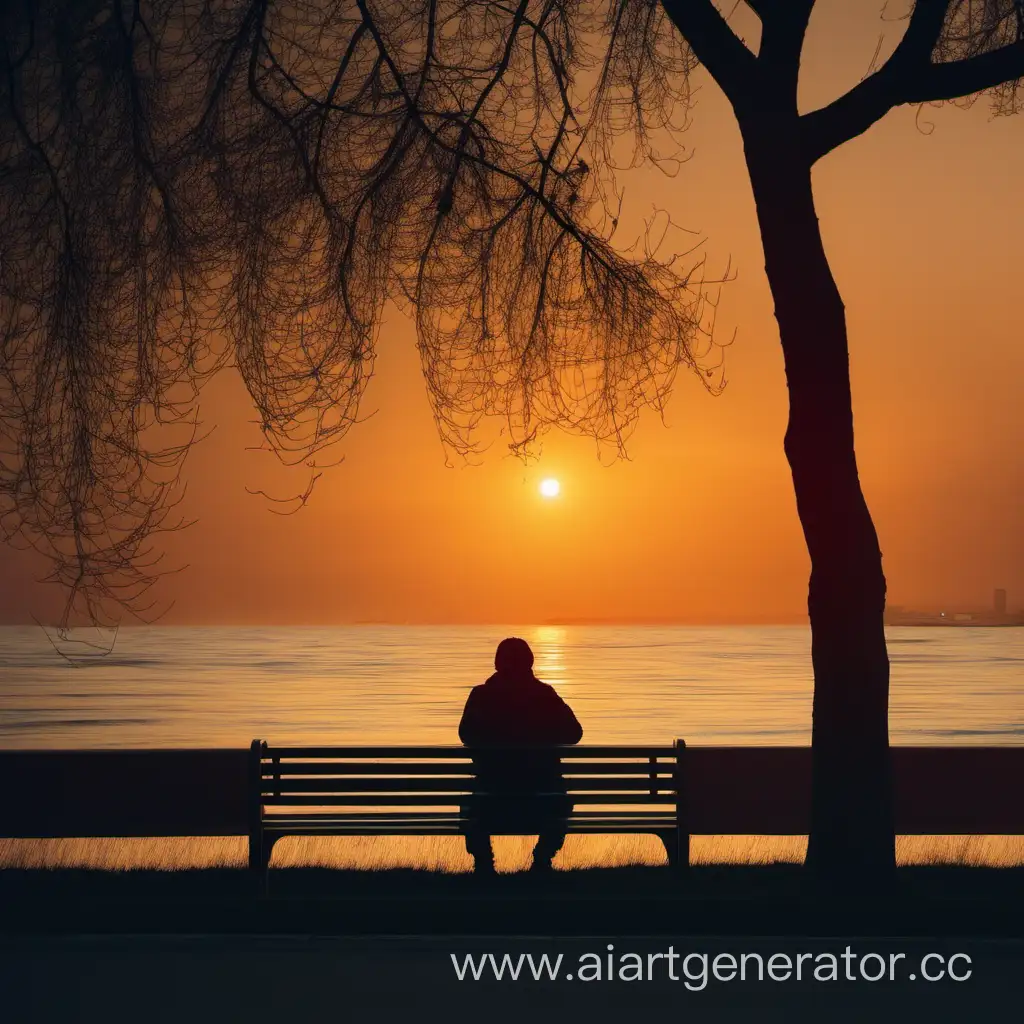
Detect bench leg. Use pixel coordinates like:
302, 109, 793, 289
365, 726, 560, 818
248, 830, 263, 873
261, 836, 280, 897
249, 832, 276, 897
660, 830, 689, 872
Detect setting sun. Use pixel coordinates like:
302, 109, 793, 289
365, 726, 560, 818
539, 478, 560, 499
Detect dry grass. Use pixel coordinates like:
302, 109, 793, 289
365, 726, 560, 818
1, 834, 1021, 872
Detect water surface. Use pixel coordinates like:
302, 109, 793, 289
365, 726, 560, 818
1, 625, 1020, 749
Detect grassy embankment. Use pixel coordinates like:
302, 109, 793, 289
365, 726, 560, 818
3, 834, 1022, 937
3, 832, 1022, 872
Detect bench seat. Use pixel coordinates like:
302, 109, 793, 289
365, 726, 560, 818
263, 811, 680, 835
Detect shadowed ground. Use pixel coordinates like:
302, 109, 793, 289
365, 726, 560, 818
4, 865, 1021, 1021
3, 864, 1022, 936
3, 931, 1023, 1024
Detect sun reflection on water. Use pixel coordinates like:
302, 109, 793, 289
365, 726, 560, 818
529, 625, 569, 688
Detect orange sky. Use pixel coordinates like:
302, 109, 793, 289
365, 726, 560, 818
2, 1, 1022, 625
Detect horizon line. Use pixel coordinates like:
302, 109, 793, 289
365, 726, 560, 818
2, 618, 812, 628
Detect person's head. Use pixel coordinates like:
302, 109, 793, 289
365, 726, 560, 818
494, 637, 534, 677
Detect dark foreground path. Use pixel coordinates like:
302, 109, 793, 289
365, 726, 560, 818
4, 867, 1022, 1021
3, 933, 1022, 1023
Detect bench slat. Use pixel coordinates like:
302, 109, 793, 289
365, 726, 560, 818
262, 745, 676, 759
260, 777, 676, 794
261, 793, 676, 806
262, 823, 671, 831
265, 824, 678, 832
264, 810, 677, 822
261, 761, 676, 776
266, 818, 676, 825
263, 812, 676, 824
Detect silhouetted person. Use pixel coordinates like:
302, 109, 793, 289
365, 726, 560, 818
459, 637, 583, 873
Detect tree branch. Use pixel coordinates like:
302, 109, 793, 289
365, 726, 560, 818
659, 0, 758, 108
800, 0, 947, 162
801, 0, 1024, 164
904, 37, 1024, 102
755, 1, 815, 108
743, 0, 772, 20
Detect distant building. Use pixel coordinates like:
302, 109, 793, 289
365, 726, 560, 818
884, 588, 1024, 626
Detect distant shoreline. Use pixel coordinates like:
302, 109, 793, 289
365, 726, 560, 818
2, 619, 1024, 629
883, 619, 1024, 628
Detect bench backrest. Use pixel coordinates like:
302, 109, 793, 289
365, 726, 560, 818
253, 742, 680, 811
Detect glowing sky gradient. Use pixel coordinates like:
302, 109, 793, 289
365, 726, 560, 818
1, 2, 1021, 625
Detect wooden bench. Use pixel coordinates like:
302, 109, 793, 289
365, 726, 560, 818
248, 739, 686, 877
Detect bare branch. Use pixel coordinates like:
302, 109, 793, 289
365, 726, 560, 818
245, 469, 323, 514
802, 1, 1024, 163
917, 4, 1024, 107
659, 0, 758, 107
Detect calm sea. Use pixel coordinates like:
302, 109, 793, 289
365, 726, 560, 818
1, 624, 1021, 750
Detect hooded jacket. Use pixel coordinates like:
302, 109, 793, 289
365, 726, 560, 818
458, 670, 582, 793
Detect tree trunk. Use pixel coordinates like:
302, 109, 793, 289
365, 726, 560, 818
739, 116, 895, 881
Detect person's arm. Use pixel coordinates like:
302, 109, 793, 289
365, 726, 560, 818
458, 687, 487, 746
545, 686, 583, 745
